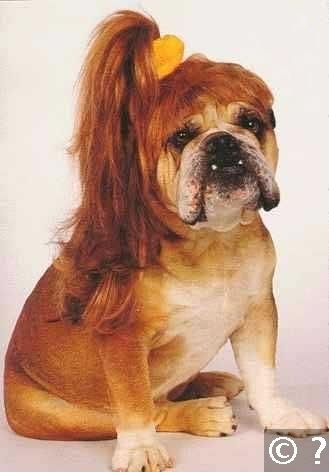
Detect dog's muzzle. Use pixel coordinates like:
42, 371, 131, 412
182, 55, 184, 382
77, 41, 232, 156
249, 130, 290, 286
177, 131, 280, 225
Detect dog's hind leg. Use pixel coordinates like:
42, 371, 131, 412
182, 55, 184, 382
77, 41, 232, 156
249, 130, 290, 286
169, 371, 243, 401
4, 363, 239, 440
155, 396, 238, 437
4, 363, 116, 441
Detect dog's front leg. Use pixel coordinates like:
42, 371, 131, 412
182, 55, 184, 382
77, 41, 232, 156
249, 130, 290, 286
230, 291, 328, 437
97, 329, 172, 472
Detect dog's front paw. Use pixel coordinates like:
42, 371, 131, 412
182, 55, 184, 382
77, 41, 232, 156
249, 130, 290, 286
261, 398, 328, 437
112, 428, 173, 472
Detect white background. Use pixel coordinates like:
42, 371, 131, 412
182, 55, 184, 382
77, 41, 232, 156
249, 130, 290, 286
0, 1, 328, 471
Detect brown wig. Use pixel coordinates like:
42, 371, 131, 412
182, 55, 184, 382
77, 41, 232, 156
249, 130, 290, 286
55, 10, 273, 334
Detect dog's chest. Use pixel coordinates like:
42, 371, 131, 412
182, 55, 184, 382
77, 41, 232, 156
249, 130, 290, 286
165, 277, 244, 342
151, 267, 260, 397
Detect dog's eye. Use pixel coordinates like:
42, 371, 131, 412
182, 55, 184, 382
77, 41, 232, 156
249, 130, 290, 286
177, 130, 189, 140
169, 128, 196, 148
173, 129, 190, 144
240, 115, 263, 136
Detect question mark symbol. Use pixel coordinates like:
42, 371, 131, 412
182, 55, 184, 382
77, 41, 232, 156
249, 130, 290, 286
312, 437, 326, 464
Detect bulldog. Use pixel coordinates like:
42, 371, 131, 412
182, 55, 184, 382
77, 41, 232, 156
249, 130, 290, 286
4, 10, 328, 472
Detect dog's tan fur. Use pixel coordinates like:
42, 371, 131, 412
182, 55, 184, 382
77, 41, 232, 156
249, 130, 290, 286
4, 10, 327, 472
4, 210, 269, 437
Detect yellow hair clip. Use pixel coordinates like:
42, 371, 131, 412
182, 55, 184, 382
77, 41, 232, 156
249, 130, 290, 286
153, 34, 184, 79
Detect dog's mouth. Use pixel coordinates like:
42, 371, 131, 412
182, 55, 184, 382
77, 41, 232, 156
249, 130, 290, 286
177, 131, 280, 226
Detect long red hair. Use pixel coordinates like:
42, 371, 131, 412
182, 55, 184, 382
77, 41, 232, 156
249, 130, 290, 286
55, 10, 273, 334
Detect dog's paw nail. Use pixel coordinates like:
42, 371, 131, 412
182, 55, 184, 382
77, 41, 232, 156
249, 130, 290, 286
232, 424, 238, 431
220, 432, 228, 437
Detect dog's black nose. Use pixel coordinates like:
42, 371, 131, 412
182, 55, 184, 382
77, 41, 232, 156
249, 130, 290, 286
217, 133, 239, 152
205, 132, 239, 157
204, 132, 244, 174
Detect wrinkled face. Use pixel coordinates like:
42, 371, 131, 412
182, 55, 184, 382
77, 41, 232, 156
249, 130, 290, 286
157, 101, 279, 231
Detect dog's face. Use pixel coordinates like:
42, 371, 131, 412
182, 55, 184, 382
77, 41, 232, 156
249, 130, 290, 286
156, 69, 279, 232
